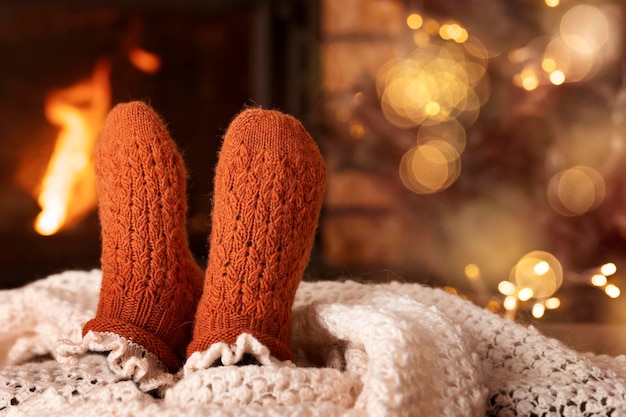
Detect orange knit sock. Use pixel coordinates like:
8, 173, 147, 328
83, 101, 204, 372
186, 108, 326, 361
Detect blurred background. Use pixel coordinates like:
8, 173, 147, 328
1, 0, 626, 326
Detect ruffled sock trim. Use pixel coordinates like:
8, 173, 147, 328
56, 331, 174, 394
184, 333, 283, 373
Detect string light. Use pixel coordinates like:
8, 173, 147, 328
532, 303, 546, 318
503, 295, 517, 311
545, 297, 561, 309
517, 287, 534, 301
601, 263, 617, 276
498, 280, 516, 296
605, 284, 621, 298
549, 70, 565, 85
591, 274, 608, 287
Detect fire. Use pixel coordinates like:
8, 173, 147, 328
128, 46, 161, 74
34, 59, 111, 236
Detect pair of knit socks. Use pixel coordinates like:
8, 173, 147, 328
82, 102, 326, 373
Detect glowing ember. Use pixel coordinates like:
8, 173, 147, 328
34, 60, 111, 236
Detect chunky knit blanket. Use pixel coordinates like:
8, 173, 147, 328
2, 270, 626, 416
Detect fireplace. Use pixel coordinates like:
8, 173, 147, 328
0, 0, 319, 288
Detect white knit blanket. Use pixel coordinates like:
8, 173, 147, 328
2, 270, 626, 416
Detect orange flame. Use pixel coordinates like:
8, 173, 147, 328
34, 60, 111, 235
128, 46, 161, 74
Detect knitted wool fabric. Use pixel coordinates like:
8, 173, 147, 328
82, 101, 204, 372
187, 108, 326, 361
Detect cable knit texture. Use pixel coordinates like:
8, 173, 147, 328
81, 102, 204, 373
186, 108, 326, 361
5, 270, 626, 416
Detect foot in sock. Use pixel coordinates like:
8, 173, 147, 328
186, 108, 326, 363
81, 101, 204, 373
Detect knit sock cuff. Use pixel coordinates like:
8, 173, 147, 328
187, 328, 292, 363
81, 317, 182, 373
56, 330, 174, 394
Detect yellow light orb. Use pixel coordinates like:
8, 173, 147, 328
521, 70, 539, 91
503, 295, 517, 311
498, 280, 516, 296
407, 13, 424, 30
601, 263, 617, 276
550, 70, 566, 85
545, 0, 559, 7
547, 166, 606, 217
465, 263, 480, 279
518, 287, 534, 301
532, 303, 546, 318
560, 5, 609, 54
545, 297, 561, 309
511, 251, 563, 299
605, 284, 621, 298
591, 274, 608, 287
542, 58, 557, 72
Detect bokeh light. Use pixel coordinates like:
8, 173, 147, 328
378, 41, 488, 129
591, 274, 608, 287
518, 287, 534, 301
498, 280, 516, 296
532, 302, 546, 318
605, 284, 621, 298
407, 13, 423, 30
560, 5, 609, 54
503, 295, 517, 311
547, 166, 606, 217
601, 263, 617, 276
511, 250, 563, 299
417, 118, 466, 153
545, 297, 561, 309
399, 140, 461, 194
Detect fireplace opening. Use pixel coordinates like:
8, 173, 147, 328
0, 1, 318, 288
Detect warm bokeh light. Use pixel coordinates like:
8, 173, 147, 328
503, 295, 517, 311
547, 166, 606, 217
399, 140, 461, 194
439, 23, 468, 43
542, 58, 557, 72
498, 280, 516, 296
349, 122, 365, 139
591, 274, 608, 287
534, 261, 550, 275
517, 287, 534, 301
511, 251, 563, 299
378, 41, 488, 129
601, 263, 617, 276
465, 263, 480, 279
605, 284, 621, 298
413, 31, 431, 47
560, 5, 609, 54
545, 0, 559, 7
549, 70, 565, 85
423, 18, 440, 35
545, 297, 561, 309
35, 60, 111, 235
520, 68, 539, 91
532, 302, 546, 318
407, 13, 423, 30
417, 119, 467, 154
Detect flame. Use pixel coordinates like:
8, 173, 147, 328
34, 60, 111, 235
128, 46, 161, 74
